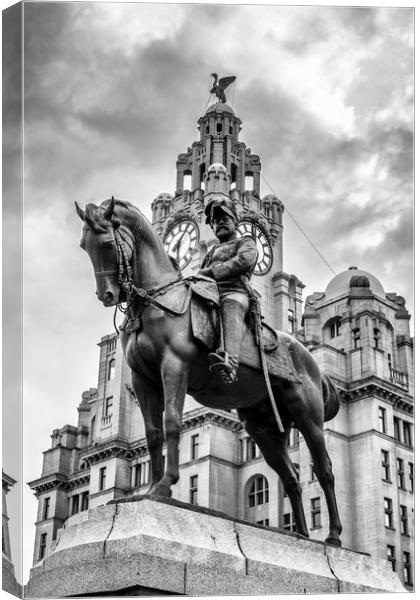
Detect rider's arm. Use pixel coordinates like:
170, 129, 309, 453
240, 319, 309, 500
209, 237, 258, 280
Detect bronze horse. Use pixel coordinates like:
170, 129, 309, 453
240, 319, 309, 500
76, 197, 343, 546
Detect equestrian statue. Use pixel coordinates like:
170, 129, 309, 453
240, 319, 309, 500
76, 196, 343, 546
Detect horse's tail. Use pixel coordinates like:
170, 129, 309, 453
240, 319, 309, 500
321, 372, 341, 422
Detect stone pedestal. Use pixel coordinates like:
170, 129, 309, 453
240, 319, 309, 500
25, 496, 405, 597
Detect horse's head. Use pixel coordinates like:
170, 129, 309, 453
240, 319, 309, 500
76, 198, 132, 307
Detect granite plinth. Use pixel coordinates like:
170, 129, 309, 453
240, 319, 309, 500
25, 496, 405, 597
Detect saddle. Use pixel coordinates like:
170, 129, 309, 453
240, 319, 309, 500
120, 275, 300, 384
189, 277, 300, 383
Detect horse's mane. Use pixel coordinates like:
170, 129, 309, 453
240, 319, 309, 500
83, 198, 147, 238
82, 197, 181, 275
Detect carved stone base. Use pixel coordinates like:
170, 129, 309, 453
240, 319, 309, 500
25, 496, 405, 597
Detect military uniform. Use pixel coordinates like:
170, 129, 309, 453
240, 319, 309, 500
200, 198, 258, 382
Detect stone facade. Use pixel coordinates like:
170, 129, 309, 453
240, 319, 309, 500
3, 471, 22, 597
28, 102, 413, 590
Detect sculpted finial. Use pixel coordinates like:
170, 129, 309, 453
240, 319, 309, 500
210, 73, 236, 103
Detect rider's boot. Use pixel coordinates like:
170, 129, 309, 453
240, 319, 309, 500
208, 298, 247, 384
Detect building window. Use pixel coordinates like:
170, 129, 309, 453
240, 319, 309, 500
39, 533, 47, 561
311, 497, 321, 528
283, 513, 296, 532
246, 437, 257, 461
403, 552, 412, 585
133, 464, 142, 487
397, 459, 405, 489
2, 530, 5, 554
381, 450, 391, 482
71, 495, 79, 516
400, 505, 408, 536
191, 434, 199, 460
108, 358, 115, 380
133, 461, 150, 487
384, 497, 393, 528
81, 492, 89, 512
90, 416, 96, 443
408, 462, 413, 492
310, 464, 318, 482
104, 397, 113, 418
378, 407, 386, 434
107, 338, 117, 352
256, 519, 270, 526
288, 309, 295, 334
329, 319, 342, 339
245, 173, 254, 191
99, 466, 107, 491
43, 497, 50, 520
402, 421, 412, 447
216, 122, 222, 133
248, 475, 269, 507
393, 417, 401, 441
352, 328, 360, 348
373, 328, 380, 348
387, 545, 396, 572
190, 475, 198, 505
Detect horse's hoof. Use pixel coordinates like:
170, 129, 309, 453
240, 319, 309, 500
325, 536, 342, 547
149, 484, 172, 498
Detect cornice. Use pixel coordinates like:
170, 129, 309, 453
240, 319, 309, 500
339, 378, 413, 414
67, 472, 90, 489
28, 473, 68, 496
80, 437, 131, 465
182, 408, 243, 433
2, 472, 17, 491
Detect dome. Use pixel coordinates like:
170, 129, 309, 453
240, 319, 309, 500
325, 266, 385, 299
205, 102, 235, 115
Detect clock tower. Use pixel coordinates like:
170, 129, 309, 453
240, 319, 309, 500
151, 98, 304, 333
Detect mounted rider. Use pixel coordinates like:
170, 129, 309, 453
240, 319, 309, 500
198, 197, 258, 383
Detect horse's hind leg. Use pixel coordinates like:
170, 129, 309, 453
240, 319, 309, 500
132, 371, 164, 492
237, 404, 309, 538
296, 417, 342, 546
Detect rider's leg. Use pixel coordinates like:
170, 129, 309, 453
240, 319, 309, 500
209, 293, 248, 383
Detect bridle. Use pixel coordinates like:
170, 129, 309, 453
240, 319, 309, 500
94, 223, 191, 334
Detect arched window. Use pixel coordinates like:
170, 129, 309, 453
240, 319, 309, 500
245, 172, 254, 191
248, 475, 269, 507
183, 171, 192, 191
108, 359, 115, 380
200, 163, 206, 190
324, 317, 342, 341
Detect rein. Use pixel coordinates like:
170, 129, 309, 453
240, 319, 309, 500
110, 226, 190, 335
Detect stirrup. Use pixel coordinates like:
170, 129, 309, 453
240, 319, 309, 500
208, 349, 238, 384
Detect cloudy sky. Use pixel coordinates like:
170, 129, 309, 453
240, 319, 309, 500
2, 0, 414, 584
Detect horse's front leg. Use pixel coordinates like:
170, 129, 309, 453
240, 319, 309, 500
131, 370, 164, 492
149, 351, 188, 498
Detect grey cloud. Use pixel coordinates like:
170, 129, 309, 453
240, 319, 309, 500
333, 7, 379, 40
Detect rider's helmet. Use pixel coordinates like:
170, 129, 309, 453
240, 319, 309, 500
205, 196, 238, 225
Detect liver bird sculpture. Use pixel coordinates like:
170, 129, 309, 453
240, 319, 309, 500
210, 73, 236, 103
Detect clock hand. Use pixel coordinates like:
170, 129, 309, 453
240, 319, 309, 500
173, 230, 188, 261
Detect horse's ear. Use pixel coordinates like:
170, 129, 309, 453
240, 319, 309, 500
103, 197, 115, 221
75, 202, 86, 221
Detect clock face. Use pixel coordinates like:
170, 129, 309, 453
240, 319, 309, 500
163, 221, 199, 270
237, 221, 273, 276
